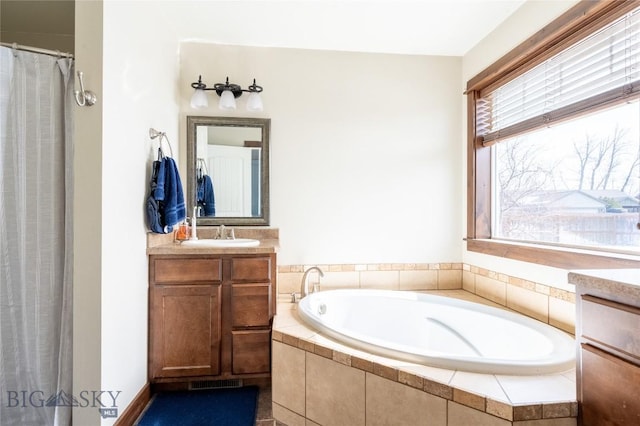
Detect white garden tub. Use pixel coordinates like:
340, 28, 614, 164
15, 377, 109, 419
298, 289, 575, 375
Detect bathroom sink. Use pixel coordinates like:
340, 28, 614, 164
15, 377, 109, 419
181, 238, 260, 248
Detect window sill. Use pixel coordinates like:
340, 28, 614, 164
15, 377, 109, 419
466, 239, 640, 270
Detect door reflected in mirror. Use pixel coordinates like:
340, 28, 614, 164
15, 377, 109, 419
187, 116, 270, 226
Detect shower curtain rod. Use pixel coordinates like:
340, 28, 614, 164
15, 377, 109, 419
0, 42, 74, 59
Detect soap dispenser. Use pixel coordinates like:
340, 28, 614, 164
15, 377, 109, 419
175, 219, 190, 241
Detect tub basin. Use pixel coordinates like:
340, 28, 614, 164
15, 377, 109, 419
298, 289, 575, 375
181, 238, 260, 248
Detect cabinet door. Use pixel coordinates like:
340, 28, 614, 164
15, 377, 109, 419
150, 285, 221, 378
231, 283, 272, 328
581, 343, 640, 425
232, 329, 271, 374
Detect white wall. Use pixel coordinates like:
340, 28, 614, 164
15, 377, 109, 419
461, 0, 580, 290
101, 1, 181, 424
75, 0, 181, 424
180, 43, 462, 265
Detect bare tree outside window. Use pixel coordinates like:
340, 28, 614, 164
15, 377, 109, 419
494, 102, 640, 250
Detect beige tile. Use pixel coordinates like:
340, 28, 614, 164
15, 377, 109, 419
542, 402, 573, 419
453, 388, 485, 411
506, 284, 549, 323
513, 405, 542, 421
486, 398, 513, 421
438, 269, 463, 290
278, 323, 318, 341
351, 356, 374, 373
306, 352, 366, 426
321, 271, 360, 290
307, 332, 374, 360
548, 298, 575, 335
561, 370, 576, 384
513, 418, 576, 426
273, 402, 306, 426
365, 373, 447, 426
448, 401, 511, 426
476, 275, 507, 305
272, 341, 306, 416
462, 270, 476, 293
397, 370, 423, 390
313, 345, 332, 359
278, 272, 303, 295
359, 270, 399, 290
305, 419, 322, 426
398, 362, 456, 386
282, 334, 300, 347
423, 378, 454, 400
450, 371, 509, 404
273, 305, 300, 328
399, 270, 438, 291
372, 362, 397, 381
496, 374, 576, 404
332, 350, 351, 366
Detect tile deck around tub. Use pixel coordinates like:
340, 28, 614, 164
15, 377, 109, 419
272, 290, 577, 424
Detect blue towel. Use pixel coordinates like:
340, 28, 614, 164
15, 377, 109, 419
154, 157, 185, 227
197, 175, 216, 216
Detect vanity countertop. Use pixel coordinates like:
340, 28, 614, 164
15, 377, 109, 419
146, 227, 279, 255
568, 269, 640, 304
147, 238, 279, 255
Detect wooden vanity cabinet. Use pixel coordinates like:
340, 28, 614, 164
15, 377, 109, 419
149, 253, 276, 383
577, 292, 640, 425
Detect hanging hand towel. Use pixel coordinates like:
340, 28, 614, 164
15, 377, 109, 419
160, 157, 186, 227
147, 153, 185, 233
197, 174, 216, 216
146, 150, 168, 233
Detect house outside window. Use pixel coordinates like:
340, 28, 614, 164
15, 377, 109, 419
466, 1, 640, 268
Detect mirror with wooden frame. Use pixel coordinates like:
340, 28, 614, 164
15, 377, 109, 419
186, 116, 270, 226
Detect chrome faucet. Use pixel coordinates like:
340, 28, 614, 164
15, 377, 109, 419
190, 206, 198, 240
215, 224, 235, 240
300, 266, 324, 298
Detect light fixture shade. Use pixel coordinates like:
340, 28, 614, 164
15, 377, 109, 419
190, 89, 208, 109
219, 90, 236, 110
246, 92, 263, 112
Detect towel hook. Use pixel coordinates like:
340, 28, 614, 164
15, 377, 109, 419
149, 128, 174, 157
74, 71, 97, 107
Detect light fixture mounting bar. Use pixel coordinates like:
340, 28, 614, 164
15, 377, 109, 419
191, 75, 263, 97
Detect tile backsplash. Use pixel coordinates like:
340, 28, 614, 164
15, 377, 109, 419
277, 262, 575, 334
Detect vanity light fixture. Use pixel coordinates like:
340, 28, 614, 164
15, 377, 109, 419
190, 75, 264, 111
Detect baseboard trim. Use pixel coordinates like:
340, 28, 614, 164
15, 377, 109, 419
113, 382, 151, 426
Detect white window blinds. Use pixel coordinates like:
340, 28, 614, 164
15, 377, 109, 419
477, 6, 640, 146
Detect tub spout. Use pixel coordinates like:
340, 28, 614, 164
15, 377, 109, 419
300, 266, 324, 299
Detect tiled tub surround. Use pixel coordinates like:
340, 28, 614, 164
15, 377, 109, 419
277, 263, 576, 334
272, 291, 577, 426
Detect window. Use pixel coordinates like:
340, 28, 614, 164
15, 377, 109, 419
466, 1, 640, 268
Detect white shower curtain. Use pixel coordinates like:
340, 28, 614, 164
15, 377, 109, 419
0, 46, 73, 426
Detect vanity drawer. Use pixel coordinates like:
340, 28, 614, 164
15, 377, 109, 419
231, 283, 272, 328
152, 257, 222, 284
582, 294, 640, 361
230, 256, 272, 282
581, 343, 640, 425
232, 329, 271, 374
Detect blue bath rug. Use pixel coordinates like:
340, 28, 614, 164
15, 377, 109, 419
136, 386, 259, 426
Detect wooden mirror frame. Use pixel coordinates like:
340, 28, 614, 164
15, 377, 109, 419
186, 116, 271, 226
